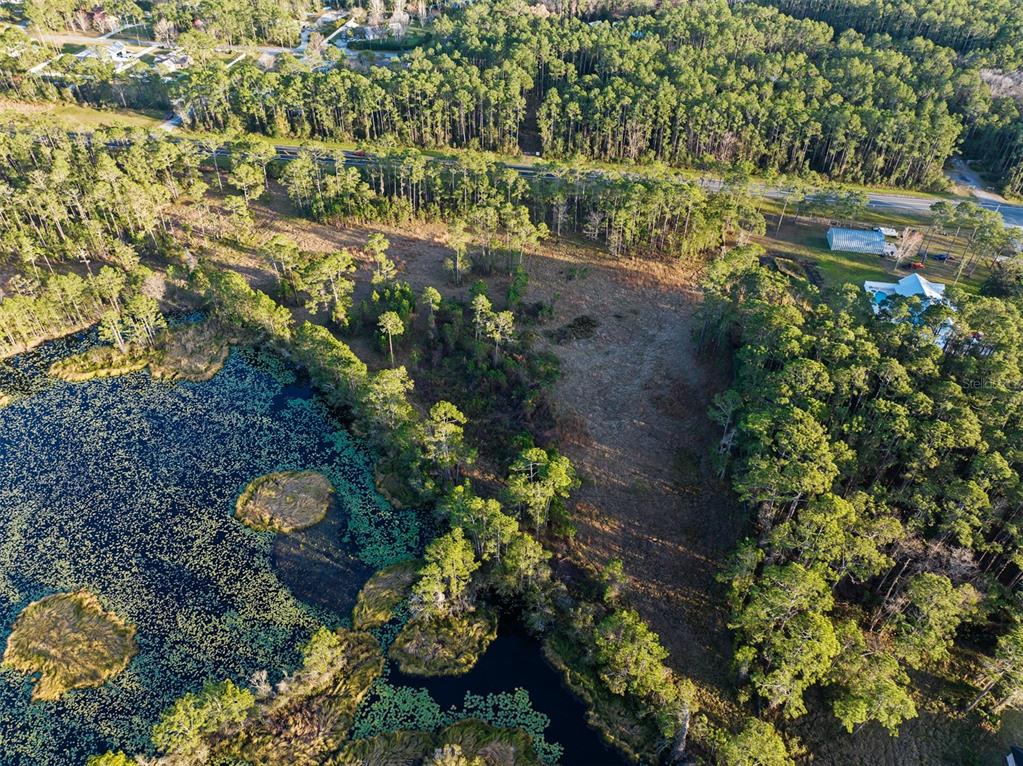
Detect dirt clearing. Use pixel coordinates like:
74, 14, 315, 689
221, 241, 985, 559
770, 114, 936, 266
520, 240, 746, 712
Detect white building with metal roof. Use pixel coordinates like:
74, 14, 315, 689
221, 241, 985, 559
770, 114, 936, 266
828, 227, 887, 255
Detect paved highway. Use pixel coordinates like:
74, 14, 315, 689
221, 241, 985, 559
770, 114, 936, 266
35, 126, 1023, 229
267, 145, 1023, 228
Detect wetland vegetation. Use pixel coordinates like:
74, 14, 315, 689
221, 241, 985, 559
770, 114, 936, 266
0, 325, 623, 766
2, 591, 136, 702
4, 0, 1023, 750
235, 470, 334, 533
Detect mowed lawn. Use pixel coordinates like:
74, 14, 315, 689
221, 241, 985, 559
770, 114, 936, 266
756, 217, 990, 293
0, 101, 164, 130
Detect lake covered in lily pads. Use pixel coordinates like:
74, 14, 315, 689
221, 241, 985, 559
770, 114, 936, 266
0, 335, 621, 766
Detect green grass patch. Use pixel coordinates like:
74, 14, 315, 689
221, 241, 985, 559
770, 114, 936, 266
0, 101, 163, 130
235, 470, 333, 533
352, 559, 421, 631
2, 591, 136, 701
757, 220, 989, 293
389, 611, 498, 677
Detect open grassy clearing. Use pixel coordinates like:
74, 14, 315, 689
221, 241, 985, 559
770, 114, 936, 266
2, 591, 136, 701
755, 217, 991, 293
235, 470, 334, 533
0, 100, 163, 130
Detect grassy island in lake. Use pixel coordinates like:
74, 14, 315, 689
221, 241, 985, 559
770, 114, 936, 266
49, 321, 232, 383
389, 611, 498, 677
235, 470, 334, 533
351, 559, 422, 630
2, 591, 137, 701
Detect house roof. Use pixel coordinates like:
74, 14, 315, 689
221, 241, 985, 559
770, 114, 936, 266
828, 227, 886, 253
894, 273, 945, 300
863, 273, 946, 302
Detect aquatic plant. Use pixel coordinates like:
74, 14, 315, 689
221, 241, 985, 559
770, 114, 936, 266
351, 681, 563, 765
0, 342, 418, 764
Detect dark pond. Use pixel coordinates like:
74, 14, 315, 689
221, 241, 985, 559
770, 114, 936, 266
390, 619, 627, 766
0, 334, 622, 766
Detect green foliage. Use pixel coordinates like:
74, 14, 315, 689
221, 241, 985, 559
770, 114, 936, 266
714, 717, 793, 766
709, 252, 1023, 731
164, 1, 972, 188
86, 754, 138, 766
301, 250, 357, 327
378, 311, 405, 367
967, 620, 1023, 715
440, 483, 517, 563
151, 679, 255, 758
890, 573, 978, 669
505, 448, 579, 532
350, 684, 560, 765
457, 690, 562, 765
829, 621, 916, 735
201, 265, 293, 342
292, 320, 368, 410
422, 402, 476, 487
352, 681, 447, 740
412, 528, 479, 617
733, 563, 840, 717
593, 609, 671, 701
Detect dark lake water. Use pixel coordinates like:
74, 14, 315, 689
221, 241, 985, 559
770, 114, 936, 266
391, 620, 627, 766
0, 334, 622, 766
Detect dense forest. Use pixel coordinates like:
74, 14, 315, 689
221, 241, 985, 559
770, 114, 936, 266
758, 0, 1023, 69
166, 1, 966, 187
965, 97, 1023, 198
150, 0, 311, 46
701, 247, 1023, 736
3, 0, 1021, 191
20, 0, 311, 46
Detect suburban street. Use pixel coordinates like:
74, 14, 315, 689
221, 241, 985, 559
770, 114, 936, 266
18, 25, 292, 54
